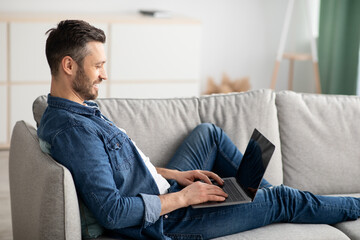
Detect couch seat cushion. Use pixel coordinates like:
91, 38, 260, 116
213, 223, 350, 240
328, 193, 360, 240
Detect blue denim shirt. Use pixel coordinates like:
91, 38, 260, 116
37, 95, 169, 239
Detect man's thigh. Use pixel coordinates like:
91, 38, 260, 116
166, 123, 241, 177
163, 188, 276, 239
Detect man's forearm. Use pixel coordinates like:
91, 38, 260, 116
158, 191, 187, 216
156, 167, 180, 180
156, 168, 227, 215
158, 180, 228, 216
156, 168, 187, 215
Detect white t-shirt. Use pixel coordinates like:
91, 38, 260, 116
119, 128, 171, 195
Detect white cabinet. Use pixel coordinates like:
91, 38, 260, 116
5, 22, 53, 147
0, 14, 202, 147
0, 22, 6, 83
0, 22, 7, 145
11, 84, 50, 130
10, 22, 54, 82
110, 23, 201, 81
109, 21, 201, 98
0, 86, 6, 144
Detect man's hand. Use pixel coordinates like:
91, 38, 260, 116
179, 181, 228, 205
156, 168, 224, 187
157, 168, 228, 215
173, 170, 224, 187
159, 180, 228, 216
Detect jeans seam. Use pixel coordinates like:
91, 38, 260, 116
218, 147, 238, 170
165, 232, 203, 240
202, 142, 217, 170
166, 199, 276, 222
214, 124, 239, 170
309, 201, 359, 215
277, 186, 360, 222
286, 188, 352, 213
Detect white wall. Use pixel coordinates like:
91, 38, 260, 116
0, 0, 319, 93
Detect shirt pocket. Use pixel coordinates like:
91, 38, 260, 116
107, 135, 133, 172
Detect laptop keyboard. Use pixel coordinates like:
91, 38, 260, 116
222, 179, 246, 202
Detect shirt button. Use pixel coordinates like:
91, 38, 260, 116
164, 215, 168, 219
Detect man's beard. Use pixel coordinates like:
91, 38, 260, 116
72, 66, 99, 101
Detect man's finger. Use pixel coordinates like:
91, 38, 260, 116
202, 171, 224, 186
195, 171, 212, 185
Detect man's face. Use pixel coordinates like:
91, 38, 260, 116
72, 41, 107, 101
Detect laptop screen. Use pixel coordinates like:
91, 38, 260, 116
235, 129, 275, 199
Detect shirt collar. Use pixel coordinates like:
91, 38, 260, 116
47, 94, 100, 116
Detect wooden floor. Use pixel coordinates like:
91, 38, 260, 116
0, 150, 12, 240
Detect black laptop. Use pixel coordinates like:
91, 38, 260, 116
192, 128, 275, 208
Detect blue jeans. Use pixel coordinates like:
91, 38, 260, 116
164, 123, 360, 239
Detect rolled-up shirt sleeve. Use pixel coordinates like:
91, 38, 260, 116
51, 125, 160, 230
139, 193, 162, 228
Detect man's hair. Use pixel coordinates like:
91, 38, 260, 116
45, 20, 106, 76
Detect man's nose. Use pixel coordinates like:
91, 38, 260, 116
100, 68, 108, 81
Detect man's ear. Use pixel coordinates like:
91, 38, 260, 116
61, 56, 76, 76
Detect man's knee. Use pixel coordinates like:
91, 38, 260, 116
269, 185, 295, 197
195, 123, 214, 131
194, 123, 220, 137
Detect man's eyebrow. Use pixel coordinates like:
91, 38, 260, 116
95, 60, 106, 65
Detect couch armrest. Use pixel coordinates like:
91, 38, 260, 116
9, 121, 81, 240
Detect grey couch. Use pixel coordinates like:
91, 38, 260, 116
9, 89, 360, 240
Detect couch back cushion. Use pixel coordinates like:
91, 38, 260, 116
95, 98, 201, 168
276, 91, 360, 194
33, 89, 283, 185
198, 90, 282, 185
